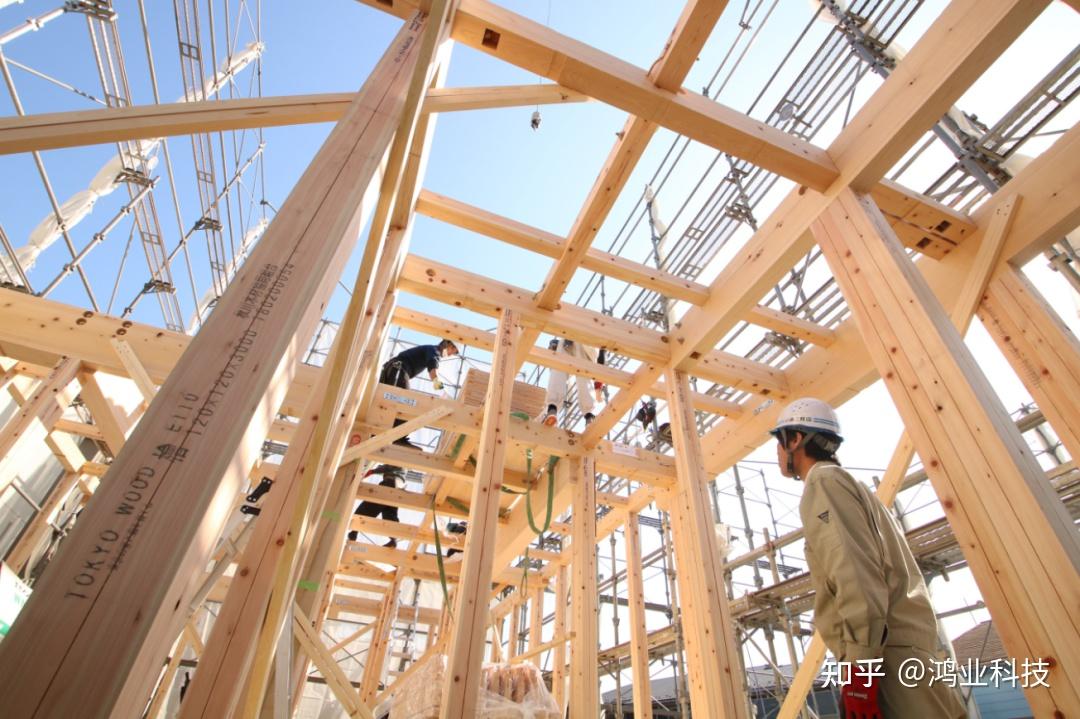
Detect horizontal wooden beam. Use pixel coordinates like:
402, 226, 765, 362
356, 0, 838, 191
0, 84, 587, 156
422, 83, 588, 113
397, 254, 789, 395
390, 306, 744, 417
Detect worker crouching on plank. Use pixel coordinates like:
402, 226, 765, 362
771, 398, 967, 719
379, 338, 459, 447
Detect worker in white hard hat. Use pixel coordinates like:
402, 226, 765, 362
771, 398, 966, 719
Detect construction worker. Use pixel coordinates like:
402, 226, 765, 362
770, 398, 966, 719
380, 338, 458, 446
540, 338, 604, 426
347, 465, 405, 548
380, 338, 458, 391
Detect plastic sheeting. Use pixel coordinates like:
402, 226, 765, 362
11, 41, 263, 276
387, 656, 561, 719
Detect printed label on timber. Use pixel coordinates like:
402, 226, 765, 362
65, 261, 295, 600
383, 391, 417, 407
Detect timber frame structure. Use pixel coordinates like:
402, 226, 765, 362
0, 1, 1078, 718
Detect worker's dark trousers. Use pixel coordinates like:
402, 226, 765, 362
379, 361, 410, 428
353, 500, 399, 522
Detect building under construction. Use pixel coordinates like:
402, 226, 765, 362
0, 0, 1078, 717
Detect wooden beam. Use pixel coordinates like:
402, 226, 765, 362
0, 15, 425, 717
191, 12, 449, 716
340, 406, 453, 464
75, 370, 130, 455
422, 83, 588, 113
0, 82, 586, 156
568, 455, 599, 717
110, 338, 157, 403
775, 197, 1019, 715
624, 512, 654, 719
551, 562, 569, 713
441, 308, 520, 718
359, 571, 404, 702
0, 358, 79, 493
391, 306, 745, 416
979, 263, 1080, 467
827, 1, 1050, 191
358, 0, 836, 190
528, 585, 543, 652
585, 0, 1042, 448
813, 188, 1080, 714
0, 94, 356, 155
415, 189, 710, 305
700, 93, 1080, 481
664, 369, 747, 718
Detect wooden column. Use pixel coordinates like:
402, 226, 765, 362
813, 188, 1080, 714
507, 596, 521, 658
552, 562, 569, 712
979, 263, 1080, 464
75, 371, 131, 455
569, 455, 599, 717
529, 585, 544, 653
664, 368, 747, 719
360, 571, 404, 703
624, 512, 654, 719
0, 15, 427, 717
0, 358, 79, 492
440, 307, 520, 718
776, 195, 1022, 717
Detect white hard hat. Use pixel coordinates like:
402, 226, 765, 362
770, 398, 843, 440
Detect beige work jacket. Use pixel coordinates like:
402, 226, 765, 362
800, 462, 939, 661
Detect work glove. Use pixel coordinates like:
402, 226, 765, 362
841, 674, 882, 719
594, 380, 604, 401
432, 379, 444, 391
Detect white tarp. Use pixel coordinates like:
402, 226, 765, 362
11, 41, 263, 276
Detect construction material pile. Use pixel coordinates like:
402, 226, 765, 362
390, 655, 560, 718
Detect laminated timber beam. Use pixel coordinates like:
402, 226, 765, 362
0, 16, 426, 718
391, 305, 744, 417
187, 9, 454, 716
357, 0, 836, 191
663, 369, 747, 719
397, 253, 789, 395
0, 85, 583, 156
624, 512, 654, 719
441, 308, 519, 718
415, 190, 838, 345
568, 455, 599, 717
582, 0, 1045, 449
812, 188, 1080, 714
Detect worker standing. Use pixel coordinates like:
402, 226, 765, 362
379, 338, 459, 446
347, 465, 405, 548
540, 338, 604, 426
770, 398, 967, 718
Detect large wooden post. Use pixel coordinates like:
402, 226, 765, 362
664, 368, 748, 719
440, 307, 520, 718
552, 561, 569, 712
0, 15, 427, 717
624, 511, 654, 719
979, 263, 1080, 464
568, 455, 599, 717
813, 188, 1080, 714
